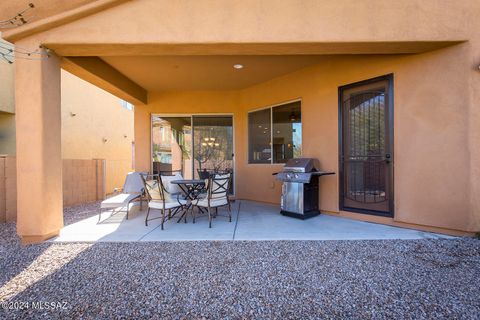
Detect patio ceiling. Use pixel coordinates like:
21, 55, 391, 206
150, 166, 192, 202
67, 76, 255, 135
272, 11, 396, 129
99, 55, 326, 91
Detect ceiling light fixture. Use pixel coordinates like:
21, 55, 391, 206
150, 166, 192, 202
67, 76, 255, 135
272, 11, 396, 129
233, 64, 244, 69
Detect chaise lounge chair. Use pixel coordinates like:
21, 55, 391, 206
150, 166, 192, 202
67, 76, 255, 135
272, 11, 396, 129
99, 172, 145, 222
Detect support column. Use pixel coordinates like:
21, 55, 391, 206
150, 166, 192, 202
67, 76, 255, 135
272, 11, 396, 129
15, 45, 63, 243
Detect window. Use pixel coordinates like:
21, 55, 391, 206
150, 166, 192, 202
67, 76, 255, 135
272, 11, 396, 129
119, 100, 134, 111
248, 100, 302, 164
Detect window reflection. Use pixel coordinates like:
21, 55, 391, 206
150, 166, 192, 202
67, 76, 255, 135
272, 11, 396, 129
248, 101, 302, 164
248, 109, 272, 163
272, 101, 302, 163
151, 116, 192, 178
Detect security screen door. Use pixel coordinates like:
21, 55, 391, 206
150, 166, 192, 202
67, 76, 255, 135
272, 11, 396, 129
339, 74, 394, 217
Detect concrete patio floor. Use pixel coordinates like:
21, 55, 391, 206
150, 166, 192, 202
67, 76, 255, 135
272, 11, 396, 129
51, 200, 452, 242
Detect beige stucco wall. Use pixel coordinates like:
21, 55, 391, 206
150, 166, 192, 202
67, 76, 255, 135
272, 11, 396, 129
135, 43, 478, 234
22, 0, 475, 50
61, 70, 134, 193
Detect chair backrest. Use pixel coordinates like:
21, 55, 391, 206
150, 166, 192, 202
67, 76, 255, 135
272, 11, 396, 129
197, 169, 211, 180
208, 173, 231, 201
123, 172, 145, 194
159, 169, 182, 176
140, 173, 165, 201
160, 172, 183, 195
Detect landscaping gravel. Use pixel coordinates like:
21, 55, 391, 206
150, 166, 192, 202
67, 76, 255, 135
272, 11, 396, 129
63, 201, 102, 226
0, 206, 479, 319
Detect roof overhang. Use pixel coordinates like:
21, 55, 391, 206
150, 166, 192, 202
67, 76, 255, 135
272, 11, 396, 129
2, 0, 130, 43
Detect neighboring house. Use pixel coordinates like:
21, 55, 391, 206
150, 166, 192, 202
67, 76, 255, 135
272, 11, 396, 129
0, 36, 133, 195
0, 40, 15, 154
1, 0, 479, 243
61, 70, 134, 194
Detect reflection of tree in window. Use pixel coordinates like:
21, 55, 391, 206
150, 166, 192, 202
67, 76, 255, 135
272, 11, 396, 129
194, 126, 232, 172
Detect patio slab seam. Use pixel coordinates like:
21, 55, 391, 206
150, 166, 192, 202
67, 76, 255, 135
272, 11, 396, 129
232, 200, 242, 240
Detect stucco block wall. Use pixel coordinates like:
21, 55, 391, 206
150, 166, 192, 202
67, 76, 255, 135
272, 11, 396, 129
135, 43, 479, 234
63, 159, 105, 207
0, 155, 17, 223
1, 157, 105, 222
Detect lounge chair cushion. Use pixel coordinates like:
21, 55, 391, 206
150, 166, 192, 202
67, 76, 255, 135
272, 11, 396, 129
122, 172, 145, 194
148, 199, 187, 210
101, 193, 141, 208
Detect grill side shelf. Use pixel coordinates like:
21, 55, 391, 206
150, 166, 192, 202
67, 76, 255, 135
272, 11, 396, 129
311, 171, 336, 176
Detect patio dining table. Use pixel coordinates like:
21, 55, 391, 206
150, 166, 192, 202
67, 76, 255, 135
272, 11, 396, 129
171, 179, 206, 223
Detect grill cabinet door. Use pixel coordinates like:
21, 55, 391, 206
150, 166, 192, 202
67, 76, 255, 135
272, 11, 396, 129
281, 182, 304, 214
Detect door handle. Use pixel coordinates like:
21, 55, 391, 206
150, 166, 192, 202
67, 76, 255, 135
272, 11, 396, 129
385, 153, 391, 163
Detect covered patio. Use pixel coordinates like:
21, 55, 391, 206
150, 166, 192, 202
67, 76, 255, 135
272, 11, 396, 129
3, 0, 479, 243
52, 201, 450, 242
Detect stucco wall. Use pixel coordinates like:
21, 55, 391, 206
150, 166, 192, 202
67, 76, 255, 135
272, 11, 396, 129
135, 44, 478, 233
24, 0, 475, 49
61, 70, 133, 193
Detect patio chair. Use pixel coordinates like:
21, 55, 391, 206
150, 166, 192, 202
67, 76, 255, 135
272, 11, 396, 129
191, 173, 232, 228
99, 172, 145, 222
141, 173, 187, 229
159, 172, 186, 218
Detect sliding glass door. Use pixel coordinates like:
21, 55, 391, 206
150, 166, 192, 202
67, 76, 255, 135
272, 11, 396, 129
151, 114, 234, 193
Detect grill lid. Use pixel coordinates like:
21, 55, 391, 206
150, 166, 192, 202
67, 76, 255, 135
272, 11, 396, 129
283, 158, 319, 173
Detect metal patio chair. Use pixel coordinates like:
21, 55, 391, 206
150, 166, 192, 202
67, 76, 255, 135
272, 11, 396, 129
99, 172, 145, 222
141, 173, 187, 229
191, 173, 232, 228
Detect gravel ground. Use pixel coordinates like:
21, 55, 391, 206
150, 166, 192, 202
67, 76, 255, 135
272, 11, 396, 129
0, 205, 479, 319
63, 201, 102, 226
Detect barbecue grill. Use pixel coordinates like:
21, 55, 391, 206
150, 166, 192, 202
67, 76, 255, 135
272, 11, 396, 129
274, 158, 334, 219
